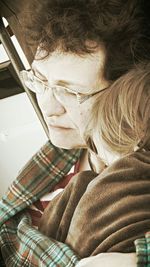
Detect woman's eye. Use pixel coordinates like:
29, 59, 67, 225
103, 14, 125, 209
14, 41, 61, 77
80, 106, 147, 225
60, 88, 76, 96
67, 90, 76, 96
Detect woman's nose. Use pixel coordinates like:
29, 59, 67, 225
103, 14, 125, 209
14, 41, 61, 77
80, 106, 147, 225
36, 89, 66, 117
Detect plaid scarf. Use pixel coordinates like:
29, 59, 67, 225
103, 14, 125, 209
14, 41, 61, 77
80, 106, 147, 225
0, 140, 82, 266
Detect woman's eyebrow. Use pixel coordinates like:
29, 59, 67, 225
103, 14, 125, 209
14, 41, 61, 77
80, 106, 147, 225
55, 80, 72, 87
55, 79, 87, 91
32, 67, 89, 91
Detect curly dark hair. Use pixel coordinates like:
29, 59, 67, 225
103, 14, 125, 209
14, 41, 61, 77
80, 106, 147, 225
25, 0, 150, 81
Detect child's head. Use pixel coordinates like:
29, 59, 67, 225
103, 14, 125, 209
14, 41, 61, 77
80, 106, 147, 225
85, 62, 150, 160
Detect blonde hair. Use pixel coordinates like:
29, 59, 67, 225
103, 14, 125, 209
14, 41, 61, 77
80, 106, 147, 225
85, 62, 150, 156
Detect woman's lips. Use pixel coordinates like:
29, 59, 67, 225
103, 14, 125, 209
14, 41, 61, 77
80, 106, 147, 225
46, 117, 76, 130
48, 124, 72, 130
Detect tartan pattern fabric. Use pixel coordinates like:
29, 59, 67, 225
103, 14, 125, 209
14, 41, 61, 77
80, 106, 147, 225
135, 232, 150, 267
0, 213, 79, 267
0, 140, 82, 266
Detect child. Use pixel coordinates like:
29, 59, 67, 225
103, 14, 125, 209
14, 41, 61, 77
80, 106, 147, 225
85, 62, 150, 167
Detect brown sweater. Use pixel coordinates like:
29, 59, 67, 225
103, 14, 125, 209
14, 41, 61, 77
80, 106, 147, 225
39, 151, 150, 258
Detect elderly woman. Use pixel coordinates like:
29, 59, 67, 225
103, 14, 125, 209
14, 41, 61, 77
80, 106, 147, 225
0, 0, 150, 266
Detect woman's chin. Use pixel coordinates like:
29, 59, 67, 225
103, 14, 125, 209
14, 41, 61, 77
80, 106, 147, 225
48, 128, 85, 149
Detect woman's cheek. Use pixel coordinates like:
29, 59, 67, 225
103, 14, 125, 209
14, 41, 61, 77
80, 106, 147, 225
53, 90, 93, 134
77, 106, 91, 136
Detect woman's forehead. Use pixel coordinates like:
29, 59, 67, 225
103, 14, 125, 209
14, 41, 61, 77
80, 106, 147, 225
32, 48, 106, 92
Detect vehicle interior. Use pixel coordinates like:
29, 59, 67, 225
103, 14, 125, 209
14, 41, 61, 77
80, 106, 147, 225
0, 4, 49, 197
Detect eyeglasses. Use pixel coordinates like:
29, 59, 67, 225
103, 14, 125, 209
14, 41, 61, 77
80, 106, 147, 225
20, 70, 108, 104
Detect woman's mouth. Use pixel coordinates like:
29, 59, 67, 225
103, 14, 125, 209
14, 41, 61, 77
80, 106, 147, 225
48, 124, 72, 130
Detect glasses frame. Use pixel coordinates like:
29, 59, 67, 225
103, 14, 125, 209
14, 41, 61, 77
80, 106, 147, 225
20, 70, 109, 104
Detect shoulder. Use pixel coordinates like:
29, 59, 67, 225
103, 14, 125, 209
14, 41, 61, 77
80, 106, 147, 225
86, 150, 150, 193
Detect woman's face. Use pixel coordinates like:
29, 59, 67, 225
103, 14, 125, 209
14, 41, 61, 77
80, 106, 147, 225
32, 48, 108, 149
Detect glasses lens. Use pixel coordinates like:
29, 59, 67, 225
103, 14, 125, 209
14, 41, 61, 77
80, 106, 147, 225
54, 86, 75, 97
20, 70, 45, 94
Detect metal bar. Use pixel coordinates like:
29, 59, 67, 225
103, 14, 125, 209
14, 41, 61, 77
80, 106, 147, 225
0, 17, 49, 137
